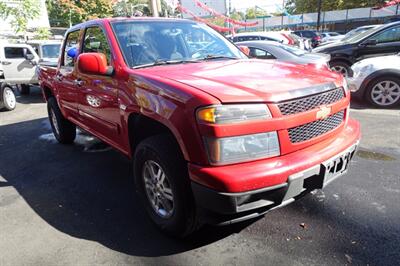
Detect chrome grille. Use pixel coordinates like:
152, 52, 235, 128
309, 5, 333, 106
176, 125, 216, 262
278, 88, 345, 116
288, 110, 345, 143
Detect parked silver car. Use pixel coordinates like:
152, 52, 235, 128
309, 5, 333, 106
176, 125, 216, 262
237, 40, 330, 66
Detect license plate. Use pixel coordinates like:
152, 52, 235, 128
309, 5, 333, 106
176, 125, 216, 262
322, 144, 358, 187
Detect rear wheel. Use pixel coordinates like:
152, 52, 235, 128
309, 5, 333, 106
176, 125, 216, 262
47, 97, 76, 144
17, 84, 30, 95
330, 61, 352, 77
133, 134, 199, 237
0, 85, 16, 111
365, 76, 400, 108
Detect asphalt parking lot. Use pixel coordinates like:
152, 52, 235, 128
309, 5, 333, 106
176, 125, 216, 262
1, 87, 399, 265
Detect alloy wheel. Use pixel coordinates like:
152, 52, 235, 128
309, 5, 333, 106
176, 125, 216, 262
3, 87, 16, 109
371, 80, 400, 106
331, 65, 348, 77
142, 160, 174, 218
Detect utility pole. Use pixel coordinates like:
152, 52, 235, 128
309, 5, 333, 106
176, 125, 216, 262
316, 0, 322, 31
281, 0, 285, 26
149, 0, 159, 17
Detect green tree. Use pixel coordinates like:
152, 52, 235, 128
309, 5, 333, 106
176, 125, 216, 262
285, 0, 386, 14
0, 0, 41, 34
46, 0, 114, 27
245, 7, 268, 19
36, 27, 52, 39
230, 10, 245, 21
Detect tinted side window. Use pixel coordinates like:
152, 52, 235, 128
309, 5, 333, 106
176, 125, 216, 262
302, 31, 313, 38
4, 47, 24, 58
63, 30, 80, 67
4, 47, 32, 59
82, 27, 111, 65
249, 47, 276, 59
372, 26, 400, 44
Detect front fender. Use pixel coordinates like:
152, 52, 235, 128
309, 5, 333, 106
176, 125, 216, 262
119, 73, 220, 165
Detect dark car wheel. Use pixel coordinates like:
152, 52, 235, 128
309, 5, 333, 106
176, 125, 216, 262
134, 134, 199, 238
47, 97, 76, 144
330, 61, 352, 77
0, 85, 16, 111
365, 76, 400, 108
17, 84, 30, 95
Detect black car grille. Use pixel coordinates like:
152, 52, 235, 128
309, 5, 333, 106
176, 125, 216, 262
288, 110, 345, 143
278, 88, 345, 116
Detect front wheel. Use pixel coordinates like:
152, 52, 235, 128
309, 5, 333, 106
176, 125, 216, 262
47, 97, 76, 144
365, 76, 400, 108
0, 85, 16, 111
330, 61, 352, 77
134, 134, 199, 237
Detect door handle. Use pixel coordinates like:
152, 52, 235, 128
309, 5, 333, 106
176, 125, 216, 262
1, 61, 11, 65
73, 79, 84, 87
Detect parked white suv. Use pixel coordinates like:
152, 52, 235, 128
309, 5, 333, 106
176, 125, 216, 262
0, 43, 39, 111
348, 53, 400, 107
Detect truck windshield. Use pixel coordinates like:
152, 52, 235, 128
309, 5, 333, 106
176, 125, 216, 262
42, 44, 61, 58
111, 20, 246, 68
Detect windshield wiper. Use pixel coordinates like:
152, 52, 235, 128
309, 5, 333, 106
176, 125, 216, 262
133, 59, 200, 69
200, 54, 239, 61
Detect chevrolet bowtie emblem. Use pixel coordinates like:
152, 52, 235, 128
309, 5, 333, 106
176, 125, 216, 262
316, 106, 331, 120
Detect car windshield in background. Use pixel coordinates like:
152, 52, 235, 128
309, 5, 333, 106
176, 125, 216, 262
42, 44, 61, 58
111, 20, 246, 68
279, 44, 306, 56
343, 25, 384, 43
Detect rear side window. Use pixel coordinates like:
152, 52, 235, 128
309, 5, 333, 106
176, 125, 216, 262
4, 47, 31, 59
249, 47, 276, 59
82, 27, 111, 65
63, 30, 80, 67
372, 26, 400, 44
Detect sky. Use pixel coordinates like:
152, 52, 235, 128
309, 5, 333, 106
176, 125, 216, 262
230, 0, 284, 13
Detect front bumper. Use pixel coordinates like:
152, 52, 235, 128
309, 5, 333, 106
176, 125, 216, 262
189, 118, 361, 223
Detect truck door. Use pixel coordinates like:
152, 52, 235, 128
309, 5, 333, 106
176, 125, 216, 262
1, 45, 38, 83
56, 30, 81, 118
76, 26, 121, 145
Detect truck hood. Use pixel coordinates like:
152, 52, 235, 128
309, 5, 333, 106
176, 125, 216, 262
137, 59, 340, 103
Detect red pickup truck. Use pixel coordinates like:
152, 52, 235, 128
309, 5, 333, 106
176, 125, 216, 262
39, 17, 360, 237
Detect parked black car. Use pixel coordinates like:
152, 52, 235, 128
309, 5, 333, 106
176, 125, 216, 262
293, 30, 322, 48
313, 21, 400, 77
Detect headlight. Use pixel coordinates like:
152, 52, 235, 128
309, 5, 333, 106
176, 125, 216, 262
205, 131, 280, 165
197, 104, 272, 124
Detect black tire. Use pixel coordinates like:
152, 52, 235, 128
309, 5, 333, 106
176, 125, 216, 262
365, 76, 400, 108
133, 134, 199, 237
330, 61, 352, 77
0, 85, 16, 111
47, 97, 76, 144
18, 84, 30, 95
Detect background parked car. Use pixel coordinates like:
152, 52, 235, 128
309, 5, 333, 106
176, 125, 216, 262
321, 32, 344, 42
27, 40, 62, 67
237, 40, 330, 66
228, 31, 311, 50
348, 53, 400, 107
293, 30, 322, 48
313, 21, 400, 77
319, 25, 381, 46
0, 43, 39, 107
